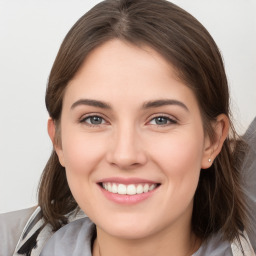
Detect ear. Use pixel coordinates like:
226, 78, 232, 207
201, 114, 229, 169
47, 118, 65, 167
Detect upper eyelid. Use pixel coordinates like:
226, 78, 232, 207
147, 113, 177, 122
80, 112, 108, 121
148, 117, 177, 125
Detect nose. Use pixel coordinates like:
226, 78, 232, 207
106, 124, 148, 170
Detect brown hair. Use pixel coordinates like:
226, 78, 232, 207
38, 0, 248, 242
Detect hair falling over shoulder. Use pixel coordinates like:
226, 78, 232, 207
38, 0, 249, 242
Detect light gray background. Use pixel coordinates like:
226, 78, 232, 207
0, 0, 255, 213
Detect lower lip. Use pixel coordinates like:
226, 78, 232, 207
99, 185, 159, 205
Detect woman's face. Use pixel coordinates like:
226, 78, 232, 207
54, 39, 212, 240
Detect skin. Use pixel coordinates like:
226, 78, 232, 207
48, 39, 229, 256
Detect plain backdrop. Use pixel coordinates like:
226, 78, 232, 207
0, 0, 255, 213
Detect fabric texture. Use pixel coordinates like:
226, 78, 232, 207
40, 218, 94, 256
40, 217, 234, 256
0, 207, 36, 256
242, 117, 256, 251
1, 207, 254, 256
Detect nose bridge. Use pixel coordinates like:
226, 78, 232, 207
107, 121, 147, 169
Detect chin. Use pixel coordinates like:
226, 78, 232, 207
108, 227, 154, 240
98, 217, 160, 240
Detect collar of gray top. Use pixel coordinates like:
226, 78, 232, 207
13, 206, 255, 256
13, 206, 86, 256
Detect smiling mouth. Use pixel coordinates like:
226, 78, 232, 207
100, 182, 160, 195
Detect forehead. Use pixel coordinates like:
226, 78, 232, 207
73, 39, 177, 82
63, 39, 198, 110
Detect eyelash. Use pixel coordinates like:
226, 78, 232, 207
79, 114, 177, 127
80, 114, 108, 127
147, 114, 177, 126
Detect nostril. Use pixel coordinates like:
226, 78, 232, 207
106, 151, 148, 170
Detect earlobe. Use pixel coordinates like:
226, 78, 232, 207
201, 114, 229, 169
47, 118, 65, 167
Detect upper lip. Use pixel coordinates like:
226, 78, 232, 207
97, 177, 160, 185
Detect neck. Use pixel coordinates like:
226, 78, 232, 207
92, 223, 201, 256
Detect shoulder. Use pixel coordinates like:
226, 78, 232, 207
12, 206, 88, 256
194, 231, 255, 256
194, 232, 233, 256
243, 117, 256, 251
0, 206, 37, 256
40, 217, 94, 256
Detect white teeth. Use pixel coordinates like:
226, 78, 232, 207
149, 184, 157, 191
136, 184, 143, 194
143, 184, 149, 193
112, 183, 118, 193
127, 184, 136, 195
107, 183, 112, 192
118, 184, 127, 195
102, 182, 158, 195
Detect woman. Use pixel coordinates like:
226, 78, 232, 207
0, 0, 255, 255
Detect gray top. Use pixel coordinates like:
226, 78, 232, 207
243, 117, 256, 248
0, 207, 254, 256
40, 217, 233, 256
0, 207, 36, 256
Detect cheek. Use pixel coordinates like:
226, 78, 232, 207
147, 129, 204, 197
60, 131, 108, 210
150, 129, 204, 169
158, 135, 203, 221
59, 128, 108, 203
61, 130, 107, 175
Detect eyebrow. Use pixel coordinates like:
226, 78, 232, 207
71, 98, 189, 111
71, 99, 111, 110
142, 99, 189, 111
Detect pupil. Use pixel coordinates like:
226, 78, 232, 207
91, 116, 102, 124
156, 117, 167, 125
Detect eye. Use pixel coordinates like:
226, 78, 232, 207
81, 115, 106, 125
149, 116, 177, 126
